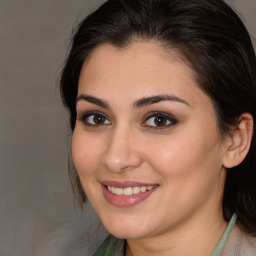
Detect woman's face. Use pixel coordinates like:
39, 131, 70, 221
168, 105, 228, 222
72, 42, 228, 239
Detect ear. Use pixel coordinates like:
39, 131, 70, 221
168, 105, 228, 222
222, 113, 254, 168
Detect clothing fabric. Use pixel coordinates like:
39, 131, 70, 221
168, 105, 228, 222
221, 224, 256, 256
93, 235, 125, 256
93, 213, 256, 256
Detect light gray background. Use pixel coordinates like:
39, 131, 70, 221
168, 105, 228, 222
0, 1, 255, 256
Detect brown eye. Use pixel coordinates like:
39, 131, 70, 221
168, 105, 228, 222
142, 112, 177, 129
154, 116, 167, 126
93, 114, 106, 125
144, 115, 171, 127
79, 112, 111, 126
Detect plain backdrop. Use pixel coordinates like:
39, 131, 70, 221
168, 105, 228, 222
0, 1, 255, 255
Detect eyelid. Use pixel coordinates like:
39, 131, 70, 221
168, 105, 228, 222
77, 111, 111, 126
142, 111, 178, 128
77, 110, 177, 129
77, 110, 104, 120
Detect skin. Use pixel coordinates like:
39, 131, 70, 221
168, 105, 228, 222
72, 42, 230, 256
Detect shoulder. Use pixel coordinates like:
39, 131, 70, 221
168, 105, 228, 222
221, 224, 256, 256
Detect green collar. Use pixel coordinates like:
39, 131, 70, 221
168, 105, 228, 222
93, 213, 237, 256
211, 213, 237, 256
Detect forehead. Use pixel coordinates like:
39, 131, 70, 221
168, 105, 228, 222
78, 41, 210, 109
80, 41, 186, 74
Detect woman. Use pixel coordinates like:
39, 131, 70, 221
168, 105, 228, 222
60, 0, 256, 255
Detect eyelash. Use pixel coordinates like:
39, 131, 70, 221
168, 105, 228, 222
77, 111, 111, 127
142, 111, 178, 129
77, 111, 178, 129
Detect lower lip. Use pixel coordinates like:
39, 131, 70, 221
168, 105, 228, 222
102, 185, 157, 207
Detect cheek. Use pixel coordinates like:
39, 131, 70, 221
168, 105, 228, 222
145, 127, 222, 182
71, 128, 102, 177
71, 129, 107, 204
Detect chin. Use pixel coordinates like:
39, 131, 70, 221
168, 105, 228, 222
108, 228, 147, 240
102, 217, 151, 239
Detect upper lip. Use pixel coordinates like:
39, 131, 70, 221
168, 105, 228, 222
101, 180, 159, 188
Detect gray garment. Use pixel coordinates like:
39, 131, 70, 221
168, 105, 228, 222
222, 225, 256, 255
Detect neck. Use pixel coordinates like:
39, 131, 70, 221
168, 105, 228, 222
125, 210, 227, 256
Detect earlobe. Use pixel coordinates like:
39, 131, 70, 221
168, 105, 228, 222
222, 113, 253, 168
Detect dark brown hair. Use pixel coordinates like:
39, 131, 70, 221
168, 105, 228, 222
60, 0, 256, 234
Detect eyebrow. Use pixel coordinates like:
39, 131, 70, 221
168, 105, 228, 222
76, 94, 110, 109
75, 94, 190, 109
133, 95, 190, 108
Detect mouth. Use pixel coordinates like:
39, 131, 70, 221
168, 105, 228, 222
101, 181, 159, 207
106, 185, 154, 196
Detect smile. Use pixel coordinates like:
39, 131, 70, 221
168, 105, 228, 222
107, 185, 154, 196
102, 181, 158, 207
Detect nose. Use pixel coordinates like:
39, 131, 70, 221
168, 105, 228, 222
103, 126, 143, 173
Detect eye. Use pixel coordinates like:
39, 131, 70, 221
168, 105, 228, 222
142, 112, 177, 128
78, 112, 111, 126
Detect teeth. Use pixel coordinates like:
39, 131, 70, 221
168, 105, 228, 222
114, 188, 123, 195
107, 185, 154, 196
141, 186, 146, 192
133, 187, 140, 194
